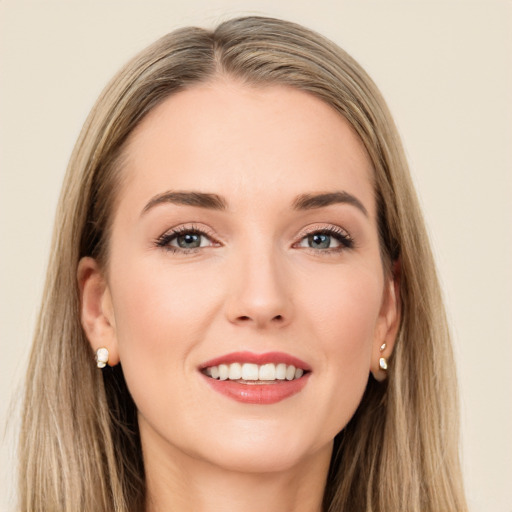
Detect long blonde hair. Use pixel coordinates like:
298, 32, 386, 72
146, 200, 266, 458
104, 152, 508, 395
19, 16, 467, 512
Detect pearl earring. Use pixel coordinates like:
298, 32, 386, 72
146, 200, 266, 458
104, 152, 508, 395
95, 347, 109, 369
379, 343, 388, 371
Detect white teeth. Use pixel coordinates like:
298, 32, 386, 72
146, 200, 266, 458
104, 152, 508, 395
285, 365, 296, 381
218, 364, 229, 381
242, 363, 259, 380
259, 363, 276, 381
276, 363, 287, 380
228, 362, 242, 380
204, 362, 306, 381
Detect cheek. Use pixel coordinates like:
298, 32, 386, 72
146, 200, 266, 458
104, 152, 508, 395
107, 257, 223, 402
301, 263, 383, 354
299, 264, 383, 437
111, 256, 221, 341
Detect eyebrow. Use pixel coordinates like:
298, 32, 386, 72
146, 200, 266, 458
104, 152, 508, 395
142, 191, 227, 215
292, 192, 368, 216
141, 190, 367, 217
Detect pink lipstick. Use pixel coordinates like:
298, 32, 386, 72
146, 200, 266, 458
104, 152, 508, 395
199, 351, 311, 404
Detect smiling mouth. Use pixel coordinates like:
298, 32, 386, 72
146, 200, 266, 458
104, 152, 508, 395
200, 353, 311, 404
202, 362, 307, 382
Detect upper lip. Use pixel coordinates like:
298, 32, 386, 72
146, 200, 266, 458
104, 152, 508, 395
199, 351, 312, 371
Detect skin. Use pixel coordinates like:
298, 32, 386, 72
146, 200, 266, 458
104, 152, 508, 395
79, 80, 400, 512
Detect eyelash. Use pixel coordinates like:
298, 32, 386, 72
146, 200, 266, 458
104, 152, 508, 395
154, 224, 354, 255
155, 224, 219, 254
294, 225, 354, 254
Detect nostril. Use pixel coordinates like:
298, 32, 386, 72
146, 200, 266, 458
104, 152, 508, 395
273, 315, 283, 321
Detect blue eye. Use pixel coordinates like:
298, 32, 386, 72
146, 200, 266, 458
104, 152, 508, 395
156, 227, 216, 252
297, 228, 353, 251
307, 233, 332, 249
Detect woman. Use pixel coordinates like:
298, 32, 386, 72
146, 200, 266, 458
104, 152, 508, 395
18, 16, 467, 512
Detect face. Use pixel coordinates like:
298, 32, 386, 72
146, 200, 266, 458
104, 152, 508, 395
80, 80, 399, 475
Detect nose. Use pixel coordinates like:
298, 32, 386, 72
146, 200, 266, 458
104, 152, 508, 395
224, 245, 293, 329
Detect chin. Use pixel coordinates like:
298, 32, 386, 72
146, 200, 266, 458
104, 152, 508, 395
189, 422, 333, 474
205, 445, 318, 475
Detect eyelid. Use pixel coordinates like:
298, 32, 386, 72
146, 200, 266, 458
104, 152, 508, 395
297, 223, 351, 238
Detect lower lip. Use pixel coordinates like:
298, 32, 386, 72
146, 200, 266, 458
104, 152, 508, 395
202, 374, 310, 404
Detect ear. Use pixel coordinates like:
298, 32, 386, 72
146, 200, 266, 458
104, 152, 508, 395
370, 259, 401, 382
77, 257, 120, 366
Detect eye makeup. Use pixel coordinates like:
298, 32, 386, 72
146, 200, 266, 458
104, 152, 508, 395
293, 224, 354, 255
154, 221, 355, 256
154, 224, 220, 254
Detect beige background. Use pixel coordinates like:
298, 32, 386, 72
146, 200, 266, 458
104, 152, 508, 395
1, 1, 511, 510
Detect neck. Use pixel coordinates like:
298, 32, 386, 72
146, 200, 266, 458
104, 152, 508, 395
143, 433, 332, 512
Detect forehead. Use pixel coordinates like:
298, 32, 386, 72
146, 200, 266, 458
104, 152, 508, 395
120, 80, 376, 216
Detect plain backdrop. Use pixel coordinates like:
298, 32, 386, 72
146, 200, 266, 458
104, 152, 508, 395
1, 1, 511, 510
